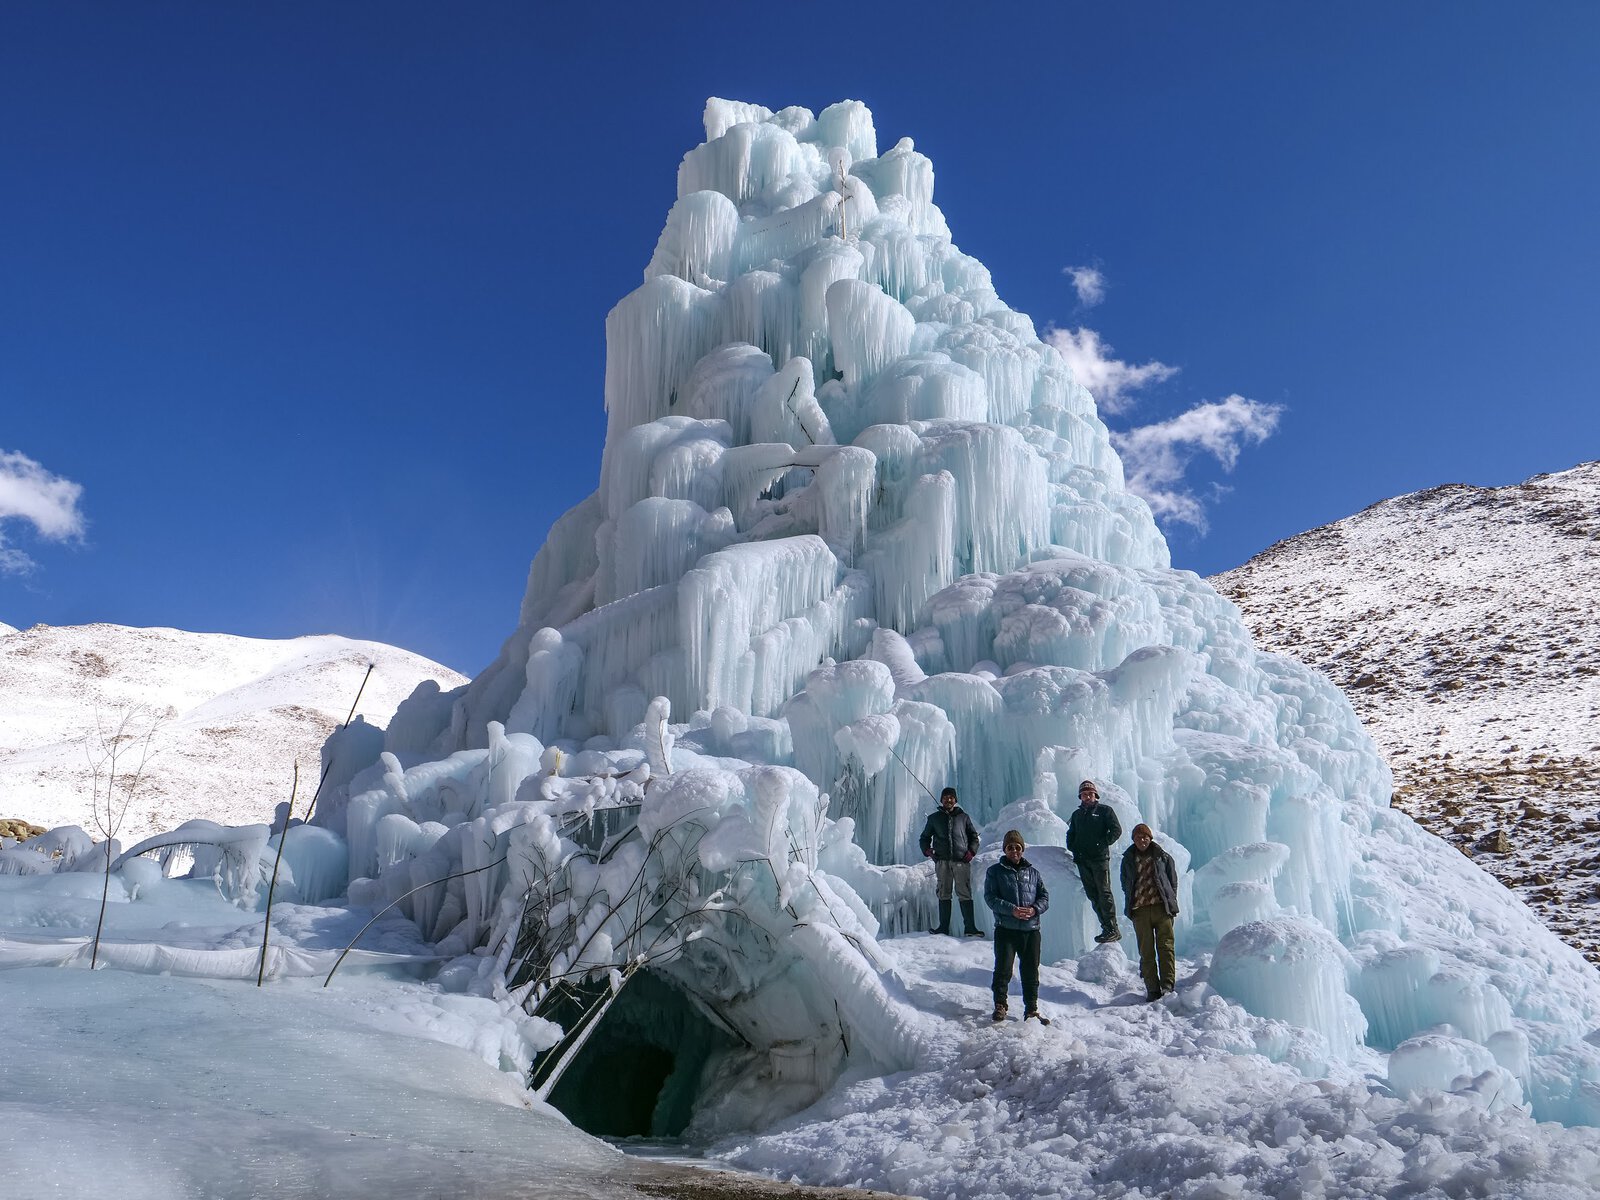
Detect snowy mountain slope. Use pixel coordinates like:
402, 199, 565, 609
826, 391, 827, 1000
0, 622, 467, 845
1213, 461, 1600, 964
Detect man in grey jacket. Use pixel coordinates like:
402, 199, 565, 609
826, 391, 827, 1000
1066, 778, 1122, 943
920, 787, 982, 936
983, 830, 1050, 1023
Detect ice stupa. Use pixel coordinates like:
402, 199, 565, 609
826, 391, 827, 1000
311, 98, 1600, 1136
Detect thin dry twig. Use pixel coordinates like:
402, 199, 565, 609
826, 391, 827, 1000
85, 705, 164, 969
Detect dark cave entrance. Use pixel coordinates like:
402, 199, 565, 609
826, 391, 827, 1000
539, 970, 734, 1139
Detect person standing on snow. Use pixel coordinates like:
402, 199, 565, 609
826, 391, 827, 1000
919, 787, 983, 936
983, 830, 1050, 1023
1120, 823, 1179, 1002
1066, 778, 1122, 943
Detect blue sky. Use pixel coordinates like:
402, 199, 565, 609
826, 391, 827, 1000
3, 2, 1597, 675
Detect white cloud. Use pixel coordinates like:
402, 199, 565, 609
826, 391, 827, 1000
1043, 326, 1178, 414
1111, 395, 1284, 532
0, 450, 86, 575
1063, 264, 1106, 308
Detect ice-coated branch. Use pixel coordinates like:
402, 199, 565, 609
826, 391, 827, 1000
323, 855, 509, 988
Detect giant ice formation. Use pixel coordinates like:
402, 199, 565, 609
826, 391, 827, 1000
304, 98, 1600, 1134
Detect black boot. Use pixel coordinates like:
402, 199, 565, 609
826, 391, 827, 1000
959, 899, 982, 936
935, 898, 952, 936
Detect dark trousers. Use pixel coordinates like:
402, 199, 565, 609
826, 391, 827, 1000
1077, 856, 1117, 933
991, 927, 1041, 1012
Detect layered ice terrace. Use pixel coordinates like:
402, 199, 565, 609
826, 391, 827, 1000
315, 97, 1600, 1131
11, 97, 1599, 1154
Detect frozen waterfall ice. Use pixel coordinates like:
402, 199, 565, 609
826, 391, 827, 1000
16, 96, 1597, 1164
313, 95, 1600, 1134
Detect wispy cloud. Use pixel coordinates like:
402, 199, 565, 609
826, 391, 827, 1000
1043, 326, 1178, 414
1111, 395, 1284, 532
1063, 264, 1106, 308
0, 450, 86, 575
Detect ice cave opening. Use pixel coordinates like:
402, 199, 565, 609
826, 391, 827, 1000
540, 970, 734, 1139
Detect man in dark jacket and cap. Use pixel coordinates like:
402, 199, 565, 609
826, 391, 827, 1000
1066, 778, 1122, 943
1120, 823, 1180, 1001
983, 830, 1050, 1023
920, 787, 982, 936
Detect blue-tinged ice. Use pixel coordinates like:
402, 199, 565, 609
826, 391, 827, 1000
41, 95, 1589, 1144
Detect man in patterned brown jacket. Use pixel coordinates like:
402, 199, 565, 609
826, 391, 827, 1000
1119, 823, 1179, 1002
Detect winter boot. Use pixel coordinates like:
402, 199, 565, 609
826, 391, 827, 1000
1025, 1010, 1051, 1026
991, 1003, 1008, 1022
1094, 926, 1122, 944
935, 898, 952, 936
959, 899, 983, 936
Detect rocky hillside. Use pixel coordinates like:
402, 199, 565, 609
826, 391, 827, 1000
0, 623, 466, 846
1213, 460, 1600, 964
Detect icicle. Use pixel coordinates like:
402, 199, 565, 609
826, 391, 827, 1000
678, 343, 774, 446
600, 277, 721, 484
826, 279, 914, 394
849, 136, 947, 238
646, 190, 740, 286
861, 471, 956, 633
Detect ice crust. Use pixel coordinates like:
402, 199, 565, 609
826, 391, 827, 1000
7, 96, 1600, 1196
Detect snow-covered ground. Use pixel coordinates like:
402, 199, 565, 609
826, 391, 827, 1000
0, 622, 466, 845
1213, 462, 1600, 964
3, 966, 641, 1200
3, 868, 1598, 1200
720, 937, 1600, 1199
0, 876, 889, 1200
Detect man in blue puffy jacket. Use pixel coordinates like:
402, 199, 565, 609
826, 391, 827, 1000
983, 830, 1050, 1024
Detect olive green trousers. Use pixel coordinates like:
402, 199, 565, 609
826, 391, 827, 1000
1131, 904, 1176, 996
